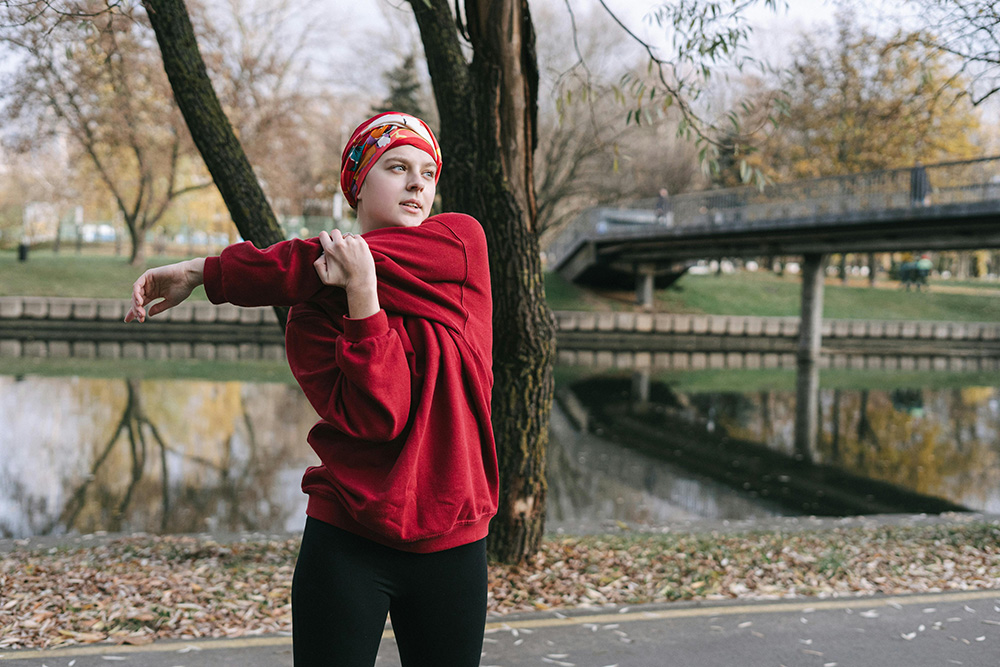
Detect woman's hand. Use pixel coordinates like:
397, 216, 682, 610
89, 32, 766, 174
124, 258, 205, 323
313, 230, 376, 289
314, 230, 379, 319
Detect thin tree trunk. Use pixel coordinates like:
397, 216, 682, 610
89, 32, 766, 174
127, 222, 147, 265
142, 0, 284, 249
143, 0, 289, 326
469, 0, 554, 564
831, 388, 841, 463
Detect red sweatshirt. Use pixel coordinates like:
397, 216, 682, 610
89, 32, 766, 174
202, 213, 496, 553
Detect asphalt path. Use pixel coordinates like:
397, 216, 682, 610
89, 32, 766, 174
2, 589, 998, 666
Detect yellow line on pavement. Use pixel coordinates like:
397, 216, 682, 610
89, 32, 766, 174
487, 589, 1000, 631
2, 589, 997, 661
0, 635, 292, 661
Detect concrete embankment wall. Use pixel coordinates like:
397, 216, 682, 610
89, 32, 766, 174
555, 311, 1000, 371
0, 297, 284, 363
2, 297, 1000, 371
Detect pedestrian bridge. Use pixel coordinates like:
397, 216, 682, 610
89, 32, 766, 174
547, 156, 1000, 289
546, 155, 1000, 459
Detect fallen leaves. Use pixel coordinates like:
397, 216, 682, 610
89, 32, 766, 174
0, 536, 294, 650
1, 520, 999, 650
488, 521, 1000, 616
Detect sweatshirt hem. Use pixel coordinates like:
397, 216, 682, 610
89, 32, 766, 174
305, 495, 493, 554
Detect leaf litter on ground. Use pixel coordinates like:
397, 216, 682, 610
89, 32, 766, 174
2, 521, 999, 649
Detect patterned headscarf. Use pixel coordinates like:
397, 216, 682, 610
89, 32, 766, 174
340, 112, 442, 209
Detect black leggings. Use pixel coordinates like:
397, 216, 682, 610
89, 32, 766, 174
291, 517, 487, 667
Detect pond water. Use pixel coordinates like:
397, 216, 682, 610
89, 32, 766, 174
2, 366, 998, 539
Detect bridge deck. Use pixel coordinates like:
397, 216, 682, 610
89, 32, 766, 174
549, 156, 1000, 282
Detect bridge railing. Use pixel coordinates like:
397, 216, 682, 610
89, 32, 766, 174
547, 155, 1000, 270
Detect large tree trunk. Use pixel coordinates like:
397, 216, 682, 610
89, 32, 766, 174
142, 0, 284, 249
411, 0, 555, 563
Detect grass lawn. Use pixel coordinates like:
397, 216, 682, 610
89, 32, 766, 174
549, 269, 1000, 322
663, 271, 1000, 321
0, 249, 209, 300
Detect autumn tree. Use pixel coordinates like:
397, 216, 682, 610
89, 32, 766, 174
532, 4, 703, 241
195, 0, 341, 220
0, 142, 75, 248
0, 1, 215, 264
750, 10, 981, 181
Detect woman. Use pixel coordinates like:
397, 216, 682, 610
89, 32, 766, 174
125, 112, 496, 666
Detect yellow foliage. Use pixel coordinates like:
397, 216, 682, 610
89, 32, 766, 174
752, 13, 981, 181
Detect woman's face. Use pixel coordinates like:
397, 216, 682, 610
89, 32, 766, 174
356, 145, 437, 233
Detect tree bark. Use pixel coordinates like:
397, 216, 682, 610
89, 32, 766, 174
410, 0, 556, 563
142, 0, 284, 250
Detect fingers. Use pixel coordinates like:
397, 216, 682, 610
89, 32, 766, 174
313, 254, 330, 283
318, 229, 343, 253
125, 273, 149, 323
146, 299, 173, 318
315, 230, 367, 287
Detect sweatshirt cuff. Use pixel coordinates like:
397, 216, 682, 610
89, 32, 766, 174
202, 256, 225, 304
342, 309, 389, 342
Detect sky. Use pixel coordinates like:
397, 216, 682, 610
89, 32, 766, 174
303, 0, 845, 93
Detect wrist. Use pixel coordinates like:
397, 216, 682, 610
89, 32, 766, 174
345, 279, 379, 319
184, 258, 206, 287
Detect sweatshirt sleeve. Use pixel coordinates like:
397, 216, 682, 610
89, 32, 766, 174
285, 305, 411, 442
203, 238, 325, 307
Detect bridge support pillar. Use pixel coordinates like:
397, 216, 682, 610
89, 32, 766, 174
631, 369, 651, 412
795, 253, 827, 462
635, 264, 655, 309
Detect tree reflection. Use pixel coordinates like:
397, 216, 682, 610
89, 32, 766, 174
818, 387, 1000, 507
60, 379, 151, 533
49, 378, 310, 536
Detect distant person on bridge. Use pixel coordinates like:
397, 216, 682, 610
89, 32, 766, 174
655, 187, 674, 227
910, 162, 931, 206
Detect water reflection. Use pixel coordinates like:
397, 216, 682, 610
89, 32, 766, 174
0, 375, 318, 538
2, 368, 999, 539
547, 400, 789, 533
567, 373, 1000, 517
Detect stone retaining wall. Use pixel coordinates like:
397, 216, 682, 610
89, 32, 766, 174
553, 310, 1000, 341
0, 297, 284, 362
3, 297, 999, 368
555, 347, 1000, 372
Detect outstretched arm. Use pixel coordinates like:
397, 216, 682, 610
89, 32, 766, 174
124, 258, 206, 323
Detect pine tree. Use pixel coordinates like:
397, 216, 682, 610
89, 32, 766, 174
372, 54, 423, 117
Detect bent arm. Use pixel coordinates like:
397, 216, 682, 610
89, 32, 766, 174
286, 307, 411, 442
